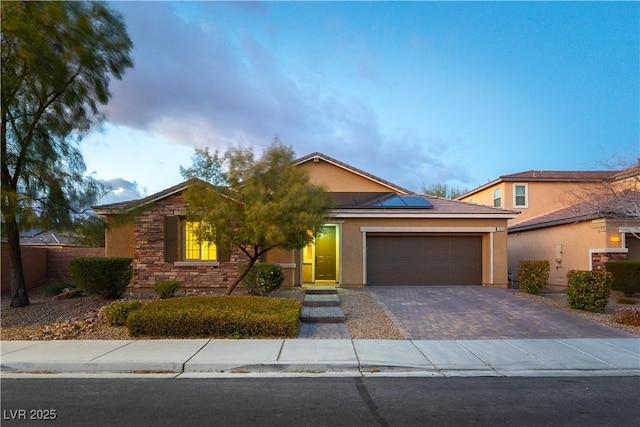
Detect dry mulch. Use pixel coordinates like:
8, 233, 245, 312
1, 287, 638, 341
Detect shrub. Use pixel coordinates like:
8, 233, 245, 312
103, 300, 144, 326
616, 296, 638, 305
126, 295, 301, 338
566, 270, 612, 312
612, 307, 640, 326
242, 263, 285, 296
517, 260, 550, 294
69, 257, 133, 298
605, 260, 640, 296
154, 280, 181, 299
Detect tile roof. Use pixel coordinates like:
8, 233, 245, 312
457, 169, 621, 200
93, 153, 519, 219
93, 178, 205, 213
333, 193, 518, 218
500, 170, 617, 181
508, 195, 640, 232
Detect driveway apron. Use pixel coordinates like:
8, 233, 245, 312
369, 286, 636, 340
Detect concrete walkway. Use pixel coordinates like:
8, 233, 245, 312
2, 338, 639, 378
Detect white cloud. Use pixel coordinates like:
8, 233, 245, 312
102, 2, 475, 193
97, 178, 145, 204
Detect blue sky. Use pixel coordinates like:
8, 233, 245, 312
83, 1, 640, 204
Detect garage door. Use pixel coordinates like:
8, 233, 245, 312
367, 235, 482, 286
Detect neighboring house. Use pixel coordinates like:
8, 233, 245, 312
458, 161, 640, 289
93, 152, 517, 290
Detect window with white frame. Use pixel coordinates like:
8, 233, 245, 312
493, 188, 501, 208
514, 184, 528, 208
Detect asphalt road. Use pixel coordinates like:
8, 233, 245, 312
2, 377, 639, 426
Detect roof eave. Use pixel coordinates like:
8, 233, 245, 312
508, 214, 600, 233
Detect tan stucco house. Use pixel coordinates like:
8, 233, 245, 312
458, 161, 640, 289
94, 153, 517, 290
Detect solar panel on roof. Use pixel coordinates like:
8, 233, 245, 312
372, 195, 433, 208
330, 192, 433, 209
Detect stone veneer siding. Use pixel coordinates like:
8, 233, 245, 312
132, 192, 247, 289
591, 251, 627, 272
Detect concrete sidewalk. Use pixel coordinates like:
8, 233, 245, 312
1, 338, 639, 378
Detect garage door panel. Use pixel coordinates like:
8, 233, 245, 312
367, 236, 481, 286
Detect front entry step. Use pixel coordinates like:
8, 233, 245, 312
303, 294, 341, 307
304, 286, 338, 295
300, 306, 346, 323
300, 287, 345, 323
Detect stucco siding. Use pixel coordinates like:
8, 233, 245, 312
299, 159, 401, 192
321, 217, 509, 287
461, 181, 603, 225
508, 219, 625, 288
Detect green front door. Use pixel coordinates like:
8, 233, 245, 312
315, 226, 337, 281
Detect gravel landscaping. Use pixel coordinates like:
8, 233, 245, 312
1, 287, 637, 340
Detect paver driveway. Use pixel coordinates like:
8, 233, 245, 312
369, 286, 636, 340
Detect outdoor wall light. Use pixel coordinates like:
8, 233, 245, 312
609, 234, 621, 243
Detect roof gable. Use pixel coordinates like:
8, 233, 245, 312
294, 152, 412, 194
93, 178, 206, 213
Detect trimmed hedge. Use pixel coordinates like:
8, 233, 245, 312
126, 295, 301, 338
103, 300, 143, 326
241, 263, 285, 296
154, 280, 181, 299
517, 260, 550, 294
566, 270, 612, 312
605, 260, 640, 296
69, 257, 133, 298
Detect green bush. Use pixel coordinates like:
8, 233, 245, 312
241, 263, 285, 296
517, 260, 550, 294
605, 260, 640, 296
69, 257, 133, 298
126, 295, 301, 338
103, 300, 144, 326
566, 270, 612, 312
612, 307, 640, 326
154, 280, 181, 299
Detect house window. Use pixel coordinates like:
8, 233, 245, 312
514, 184, 528, 208
493, 188, 501, 208
184, 221, 217, 260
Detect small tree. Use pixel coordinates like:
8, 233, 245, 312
422, 183, 468, 199
182, 141, 334, 295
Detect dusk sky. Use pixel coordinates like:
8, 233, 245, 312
82, 1, 640, 204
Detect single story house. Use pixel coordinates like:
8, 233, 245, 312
94, 152, 517, 290
457, 161, 640, 288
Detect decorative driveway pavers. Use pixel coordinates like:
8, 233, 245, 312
369, 286, 636, 340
